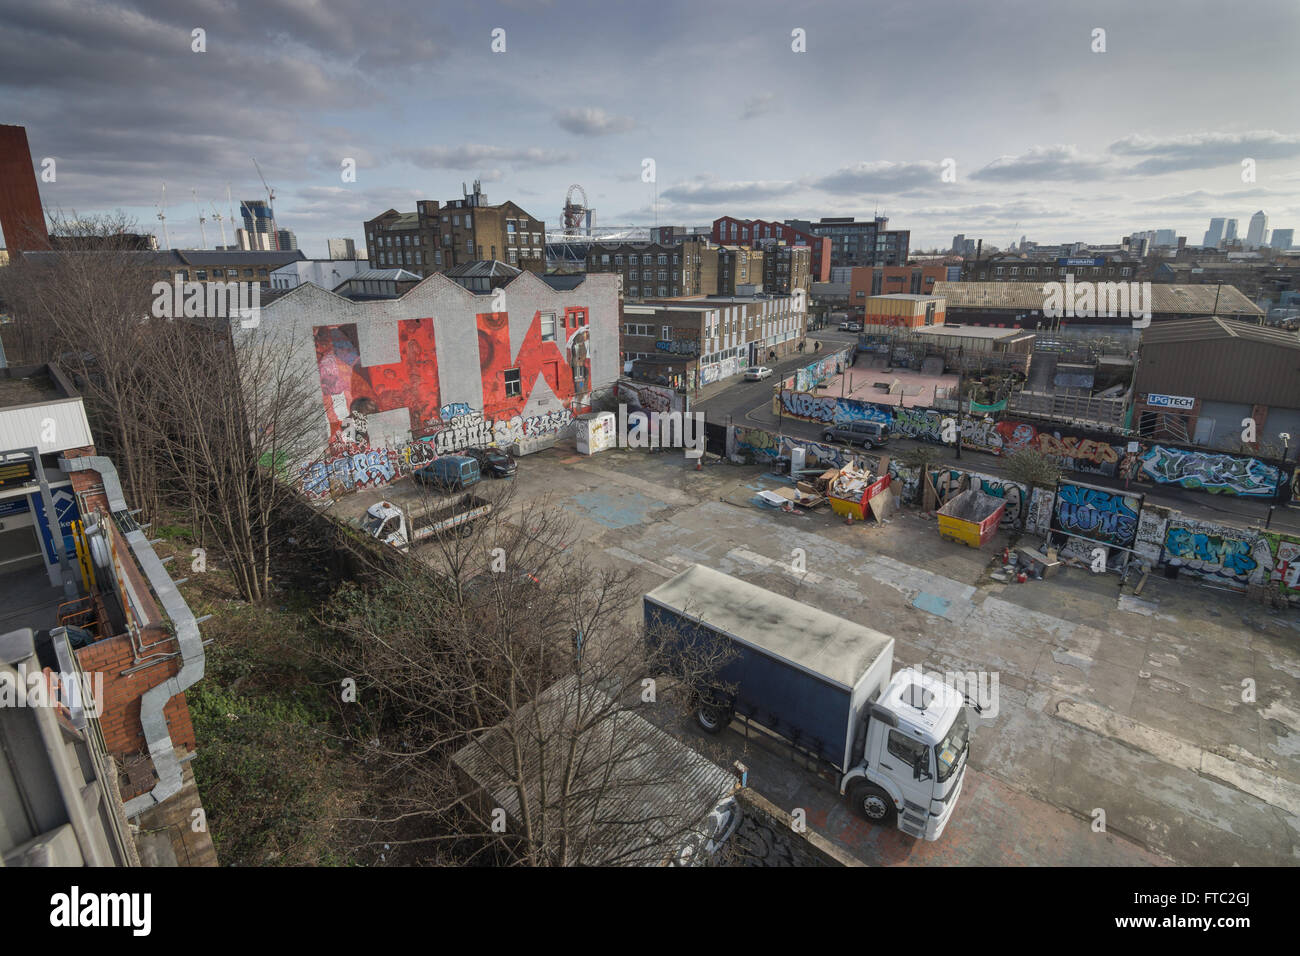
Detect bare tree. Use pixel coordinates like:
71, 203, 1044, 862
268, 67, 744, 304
145, 318, 322, 602
323, 490, 733, 866
0, 211, 168, 518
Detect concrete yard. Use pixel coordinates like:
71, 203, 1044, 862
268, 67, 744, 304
334, 443, 1300, 866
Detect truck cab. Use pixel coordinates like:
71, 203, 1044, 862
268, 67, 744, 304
362, 501, 408, 548
847, 668, 970, 840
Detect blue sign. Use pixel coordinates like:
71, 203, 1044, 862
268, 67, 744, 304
0, 498, 30, 518
29, 487, 80, 564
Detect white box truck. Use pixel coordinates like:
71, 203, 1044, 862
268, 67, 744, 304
645, 564, 975, 841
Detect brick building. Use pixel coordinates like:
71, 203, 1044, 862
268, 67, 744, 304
0, 124, 49, 255
0, 364, 213, 866
364, 181, 546, 277
584, 238, 715, 300
711, 216, 832, 282
785, 216, 910, 267
849, 264, 948, 314
622, 294, 808, 389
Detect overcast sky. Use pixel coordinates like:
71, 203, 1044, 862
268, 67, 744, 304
3, 0, 1298, 256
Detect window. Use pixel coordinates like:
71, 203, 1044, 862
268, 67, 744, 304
658, 286, 667, 296
196, 270, 208, 280
465, 215, 472, 230
602, 254, 610, 265
615, 255, 624, 265
453, 215, 460, 225
887, 729, 929, 772
629, 286, 639, 297
504, 368, 521, 397
658, 254, 668, 265
662, 326, 671, 339
540, 312, 556, 342
630, 255, 639, 265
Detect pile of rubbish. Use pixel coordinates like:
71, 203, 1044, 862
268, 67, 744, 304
827, 460, 877, 500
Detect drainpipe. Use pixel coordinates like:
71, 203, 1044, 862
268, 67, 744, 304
59, 455, 206, 815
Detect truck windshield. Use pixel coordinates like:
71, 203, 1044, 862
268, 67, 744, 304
934, 709, 970, 782
363, 514, 389, 537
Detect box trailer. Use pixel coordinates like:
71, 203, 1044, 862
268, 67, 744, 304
645, 564, 974, 840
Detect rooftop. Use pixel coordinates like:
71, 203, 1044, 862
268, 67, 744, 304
933, 280, 1263, 316
1139, 315, 1300, 349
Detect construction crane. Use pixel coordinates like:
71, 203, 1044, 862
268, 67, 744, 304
251, 157, 278, 250
155, 183, 170, 250
209, 203, 227, 248
192, 188, 207, 248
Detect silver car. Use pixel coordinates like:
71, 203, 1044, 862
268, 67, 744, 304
821, 420, 890, 449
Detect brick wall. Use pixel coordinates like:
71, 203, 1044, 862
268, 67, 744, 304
75, 629, 197, 799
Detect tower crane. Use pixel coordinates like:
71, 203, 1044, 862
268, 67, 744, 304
155, 183, 170, 250
251, 157, 278, 250
192, 188, 207, 248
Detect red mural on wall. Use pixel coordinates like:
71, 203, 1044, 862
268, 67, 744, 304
477, 308, 590, 421
314, 307, 592, 450
314, 318, 442, 449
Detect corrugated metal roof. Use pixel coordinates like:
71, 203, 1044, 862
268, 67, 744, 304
451, 675, 734, 866
933, 280, 1263, 316
645, 564, 893, 689
1139, 316, 1300, 348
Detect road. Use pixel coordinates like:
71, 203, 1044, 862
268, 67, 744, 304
695, 334, 1300, 535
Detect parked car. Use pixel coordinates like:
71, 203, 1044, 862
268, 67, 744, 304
413, 455, 481, 490
744, 366, 774, 381
669, 795, 742, 866
821, 420, 890, 449
839, 321, 862, 332
466, 446, 517, 478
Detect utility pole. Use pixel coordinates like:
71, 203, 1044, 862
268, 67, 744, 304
954, 346, 963, 460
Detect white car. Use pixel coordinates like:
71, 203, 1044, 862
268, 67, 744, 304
744, 366, 774, 381
839, 322, 862, 332
669, 796, 742, 866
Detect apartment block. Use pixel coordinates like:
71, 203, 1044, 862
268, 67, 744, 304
584, 238, 715, 300
622, 294, 808, 390
786, 216, 910, 268
364, 180, 546, 277
712, 216, 832, 282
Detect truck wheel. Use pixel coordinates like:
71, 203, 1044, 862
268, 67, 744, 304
459, 521, 474, 538
848, 780, 896, 827
822, 432, 835, 443
695, 701, 730, 735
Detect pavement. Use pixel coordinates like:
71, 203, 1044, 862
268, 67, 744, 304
334, 441, 1300, 866
696, 343, 1300, 536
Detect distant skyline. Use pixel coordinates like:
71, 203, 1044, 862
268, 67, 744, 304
2, 0, 1298, 257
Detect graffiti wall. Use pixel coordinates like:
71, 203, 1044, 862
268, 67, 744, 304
1050, 481, 1142, 549
1262, 533, 1300, 594
1162, 519, 1272, 585
927, 468, 1027, 528
700, 355, 746, 385
615, 380, 684, 415
777, 390, 892, 426
793, 349, 850, 393
304, 308, 591, 495
1139, 445, 1281, 498
773, 385, 1292, 502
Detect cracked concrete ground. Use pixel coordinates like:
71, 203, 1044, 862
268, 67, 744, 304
334, 443, 1299, 866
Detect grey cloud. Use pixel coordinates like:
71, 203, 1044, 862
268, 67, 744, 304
1109, 130, 1300, 175
813, 161, 946, 194
397, 144, 577, 169
554, 108, 637, 136
970, 146, 1111, 182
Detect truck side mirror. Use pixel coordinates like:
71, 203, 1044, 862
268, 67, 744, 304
914, 758, 932, 781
